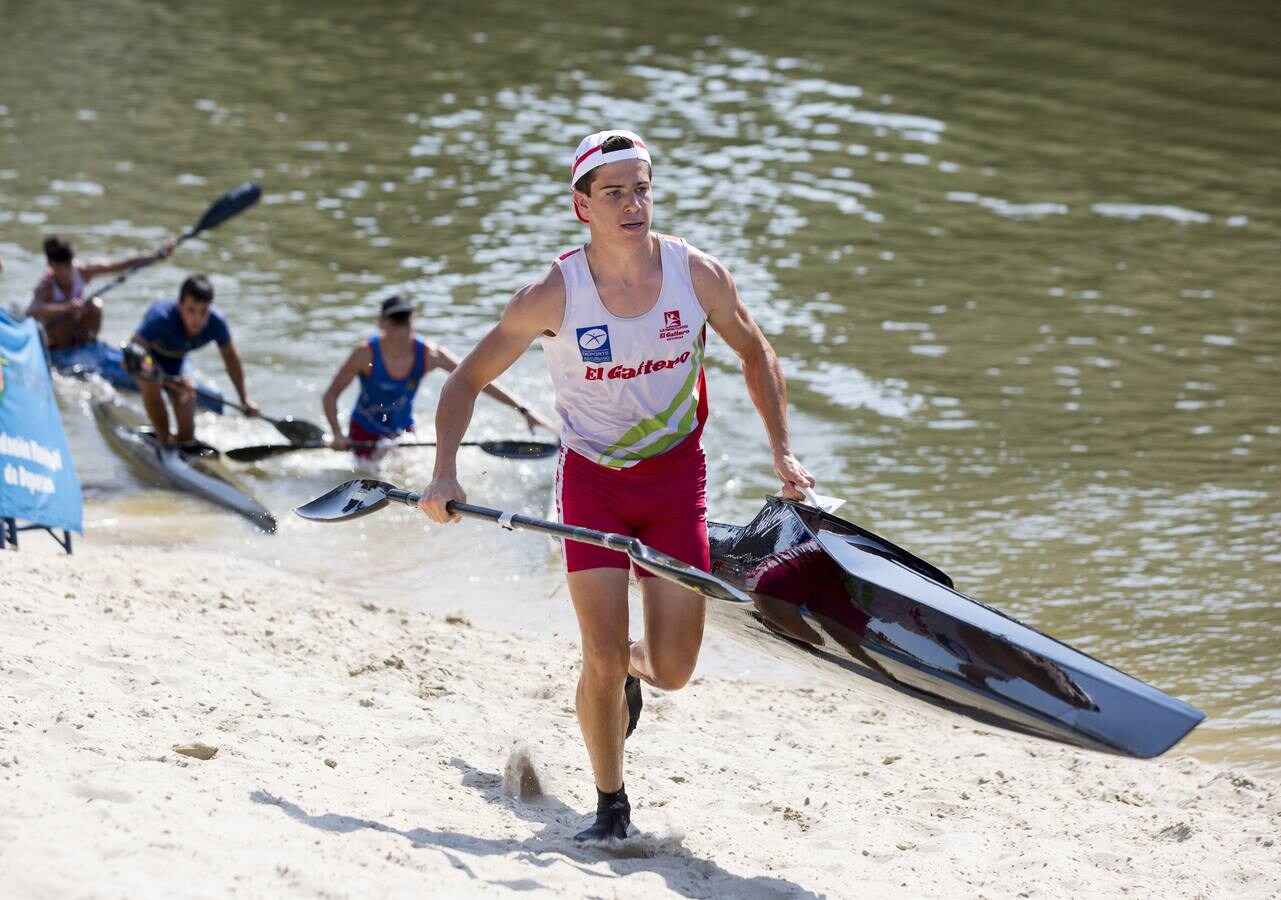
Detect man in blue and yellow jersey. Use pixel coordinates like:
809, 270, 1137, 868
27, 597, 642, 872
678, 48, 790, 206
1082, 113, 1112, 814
129, 273, 259, 446
322, 295, 552, 459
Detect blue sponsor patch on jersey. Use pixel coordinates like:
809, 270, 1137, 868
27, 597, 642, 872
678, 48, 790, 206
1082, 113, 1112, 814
576, 325, 612, 363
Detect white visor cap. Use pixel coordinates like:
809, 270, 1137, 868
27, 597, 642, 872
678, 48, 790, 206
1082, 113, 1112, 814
570, 129, 651, 190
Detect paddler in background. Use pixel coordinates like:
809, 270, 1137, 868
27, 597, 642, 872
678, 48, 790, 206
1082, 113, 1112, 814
26, 234, 175, 350
321, 294, 554, 458
418, 129, 814, 842
126, 273, 259, 446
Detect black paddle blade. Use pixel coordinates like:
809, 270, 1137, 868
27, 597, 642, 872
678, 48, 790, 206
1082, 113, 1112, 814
628, 544, 752, 604
271, 417, 326, 445
191, 181, 262, 235
479, 440, 560, 459
226, 443, 321, 462
294, 479, 395, 522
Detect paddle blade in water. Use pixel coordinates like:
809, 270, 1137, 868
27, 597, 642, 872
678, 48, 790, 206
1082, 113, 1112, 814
294, 479, 396, 522
479, 440, 560, 459
272, 417, 326, 445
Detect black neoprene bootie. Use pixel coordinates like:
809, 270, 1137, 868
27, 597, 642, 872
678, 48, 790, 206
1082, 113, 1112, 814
573, 786, 631, 842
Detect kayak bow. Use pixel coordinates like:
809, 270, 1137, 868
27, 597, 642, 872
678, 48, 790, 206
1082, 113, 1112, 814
92, 398, 275, 532
706, 497, 1204, 758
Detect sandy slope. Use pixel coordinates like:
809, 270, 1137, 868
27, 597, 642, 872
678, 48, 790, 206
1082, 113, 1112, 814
1, 545, 1277, 899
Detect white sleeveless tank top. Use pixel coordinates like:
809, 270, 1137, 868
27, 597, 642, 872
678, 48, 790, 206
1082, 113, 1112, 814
39, 266, 86, 303
540, 235, 708, 468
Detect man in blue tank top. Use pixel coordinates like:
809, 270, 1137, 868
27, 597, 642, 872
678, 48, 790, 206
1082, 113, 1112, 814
322, 295, 553, 458
129, 273, 259, 445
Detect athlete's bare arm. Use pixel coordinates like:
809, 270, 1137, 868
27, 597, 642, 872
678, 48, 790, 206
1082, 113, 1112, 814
690, 249, 814, 497
25, 279, 60, 321
322, 343, 374, 447
218, 341, 259, 416
428, 344, 558, 435
80, 238, 175, 280
419, 266, 566, 523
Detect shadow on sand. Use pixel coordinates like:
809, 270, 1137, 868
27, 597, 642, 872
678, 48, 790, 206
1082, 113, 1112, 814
251, 757, 821, 899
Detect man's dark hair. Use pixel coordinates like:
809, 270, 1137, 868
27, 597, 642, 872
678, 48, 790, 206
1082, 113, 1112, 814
179, 273, 215, 304
573, 135, 650, 195
43, 235, 74, 264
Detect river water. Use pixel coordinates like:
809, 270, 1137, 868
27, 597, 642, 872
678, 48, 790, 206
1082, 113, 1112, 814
2, 0, 1277, 772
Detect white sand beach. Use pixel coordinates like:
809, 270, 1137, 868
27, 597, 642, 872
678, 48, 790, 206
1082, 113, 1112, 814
1, 543, 1278, 899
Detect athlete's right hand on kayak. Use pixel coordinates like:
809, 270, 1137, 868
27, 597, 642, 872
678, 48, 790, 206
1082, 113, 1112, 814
329, 433, 349, 451
419, 476, 465, 524
774, 450, 815, 500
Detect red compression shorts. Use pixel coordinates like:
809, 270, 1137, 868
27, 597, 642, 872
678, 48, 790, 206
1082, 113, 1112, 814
554, 437, 710, 577
347, 421, 414, 459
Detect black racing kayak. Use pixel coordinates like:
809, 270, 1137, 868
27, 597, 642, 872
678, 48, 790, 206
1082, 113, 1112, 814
92, 397, 275, 532
706, 497, 1203, 758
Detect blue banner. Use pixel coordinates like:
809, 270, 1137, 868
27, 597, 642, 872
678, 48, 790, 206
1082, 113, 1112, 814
0, 310, 83, 534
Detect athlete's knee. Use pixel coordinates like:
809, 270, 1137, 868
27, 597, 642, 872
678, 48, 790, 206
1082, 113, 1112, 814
645, 654, 697, 691
579, 640, 630, 687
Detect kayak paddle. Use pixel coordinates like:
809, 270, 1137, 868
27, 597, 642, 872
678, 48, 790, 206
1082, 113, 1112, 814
294, 479, 751, 604
41, 181, 262, 344
192, 387, 325, 445
86, 181, 262, 301
226, 438, 560, 463
121, 342, 325, 444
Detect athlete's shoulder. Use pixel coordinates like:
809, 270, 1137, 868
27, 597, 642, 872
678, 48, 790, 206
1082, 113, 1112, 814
504, 262, 567, 336
140, 296, 176, 323
512, 261, 567, 310
684, 245, 739, 319
31, 272, 53, 300
686, 244, 736, 301
208, 303, 231, 327
340, 340, 374, 371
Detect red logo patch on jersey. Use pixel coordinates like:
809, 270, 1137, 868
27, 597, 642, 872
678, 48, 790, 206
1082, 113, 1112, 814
659, 309, 690, 342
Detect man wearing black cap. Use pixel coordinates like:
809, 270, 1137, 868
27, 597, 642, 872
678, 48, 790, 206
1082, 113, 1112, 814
322, 295, 552, 457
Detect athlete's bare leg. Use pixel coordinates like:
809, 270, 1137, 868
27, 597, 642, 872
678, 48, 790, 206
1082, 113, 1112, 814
169, 384, 198, 444
137, 379, 172, 443
567, 567, 631, 793
631, 578, 706, 690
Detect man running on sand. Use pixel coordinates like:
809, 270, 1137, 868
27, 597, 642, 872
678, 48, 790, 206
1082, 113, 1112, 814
418, 130, 813, 842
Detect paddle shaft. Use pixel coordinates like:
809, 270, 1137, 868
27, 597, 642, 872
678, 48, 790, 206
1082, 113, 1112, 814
384, 488, 639, 555
122, 339, 322, 443
68, 181, 262, 303
186, 380, 307, 431
83, 229, 190, 301
226, 438, 558, 462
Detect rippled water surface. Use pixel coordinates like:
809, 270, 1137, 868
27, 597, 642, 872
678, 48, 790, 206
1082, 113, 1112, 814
2, 0, 1278, 770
